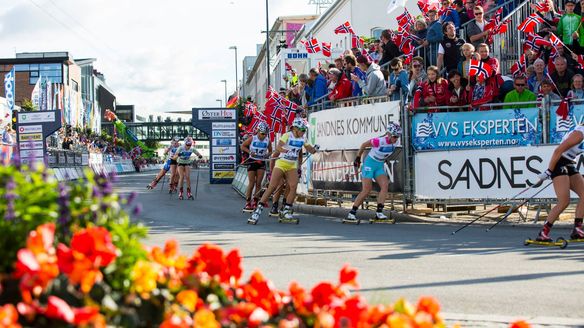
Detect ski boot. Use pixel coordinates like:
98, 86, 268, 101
146, 179, 158, 190
248, 204, 264, 225
278, 206, 299, 224
342, 211, 360, 225
178, 188, 184, 200
251, 198, 259, 210
242, 201, 254, 213
535, 229, 552, 242
569, 226, 584, 243
269, 202, 280, 217
187, 188, 194, 200
369, 211, 395, 224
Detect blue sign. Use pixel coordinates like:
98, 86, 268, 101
4, 68, 15, 111
549, 104, 584, 144
412, 108, 541, 151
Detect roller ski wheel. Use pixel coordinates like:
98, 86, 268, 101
524, 237, 568, 249
369, 212, 396, 224
248, 211, 260, 225
242, 203, 254, 213
278, 217, 300, 224
342, 218, 360, 225
278, 210, 299, 224
247, 217, 258, 225
269, 204, 280, 217
187, 190, 194, 200
146, 184, 154, 190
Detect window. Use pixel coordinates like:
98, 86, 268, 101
72, 80, 79, 92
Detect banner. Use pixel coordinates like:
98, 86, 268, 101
411, 108, 541, 151
414, 145, 583, 199
31, 77, 41, 110
308, 101, 401, 150
4, 68, 15, 111
307, 149, 404, 193
549, 103, 584, 144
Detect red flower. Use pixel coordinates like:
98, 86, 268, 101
0, 304, 21, 328
510, 320, 532, 328
189, 244, 226, 278
310, 282, 338, 309
241, 271, 282, 315
338, 264, 359, 288
332, 295, 368, 328
416, 296, 441, 321
45, 296, 74, 323
288, 281, 309, 314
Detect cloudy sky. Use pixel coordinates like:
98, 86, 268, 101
0, 0, 322, 116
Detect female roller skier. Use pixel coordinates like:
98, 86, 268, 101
240, 122, 272, 212
173, 136, 203, 200
147, 136, 180, 191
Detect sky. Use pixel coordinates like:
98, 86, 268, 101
0, 0, 324, 116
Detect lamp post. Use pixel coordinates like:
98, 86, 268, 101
229, 46, 238, 97
265, 0, 270, 88
216, 99, 223, 108
220, 80, 227, 105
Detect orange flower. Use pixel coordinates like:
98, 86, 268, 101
160, 312, 193, 328
288, 281, 309, 314
510, 320, 532, 328
0, 304, 21, 328
193, 309, 220, 328
151, 239, 187, 270
310, 282, 338, 309
332, 295, 368, 328
416, 296, 441, 322
338, 264, 359, 288
241, 271, 282, 316
130, 260, 160, 295
14, 223, 59, 302
176, 290, 198, 312
57, 227, 117, 293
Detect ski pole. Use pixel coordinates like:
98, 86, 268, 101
160, 174, 166, 193
451, 183, 538, 235
194, 167, 200, 199
485, 180, 553, 232
312, 164, 355, 172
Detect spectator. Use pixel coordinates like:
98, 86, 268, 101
439, 0, 461, 28
345, 54, 366, 97
414, 65, 450, 109
464, 0, 476, 21
307, 68, 328, 106
576, 0, 584, 15
438, 22, 465, 75
454, 0, 469, 26
424, 9, 444, 67
528, 59, 547, 92
408, 57, 428, 100
62, 136, 73, 150
334, 57, 344, 71
458, 43, 476, 79
469, 75, 497, 108
379, 30, 402, 67
477, 43, 499, 74
567, 74, 584, 98
388, 58, 410, 101
369, 40, 382, 62
466, 5, 488, 48
551, 56, 575, 97
414, 19, 428, 43
353, 55, 387, 97
447, 70, 470, 107
556, 0, 583, 47
539, 79, 562, 101
328, 68, 352, 101
503, 75, 537, 108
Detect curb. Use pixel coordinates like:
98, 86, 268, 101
292, 203, 575, 229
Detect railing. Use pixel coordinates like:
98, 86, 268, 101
491, 0, 532, 76
307, 95, 390, 113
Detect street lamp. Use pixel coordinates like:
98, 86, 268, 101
229, 46, 238, 97
220, 79, 227, 105
216, 99, 223, 108
265, 0, 270, 88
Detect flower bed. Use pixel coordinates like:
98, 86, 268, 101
0, 162, 531, 327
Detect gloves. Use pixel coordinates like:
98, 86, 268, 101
353, 156, 361, 168
538, 169, 552, 181
198, 155, 203, 159
297, 168, 302, 177
314, 144, 320, 151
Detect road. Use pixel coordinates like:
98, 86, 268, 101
116, 170, 584, 327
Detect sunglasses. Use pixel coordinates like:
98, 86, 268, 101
413, 64, 421, 68
474, 12, 483, 15
185, 143, 192, 146
298, 128, 307, 132
515, 83, 526, 87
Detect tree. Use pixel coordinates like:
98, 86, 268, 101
20, 98, 36, 111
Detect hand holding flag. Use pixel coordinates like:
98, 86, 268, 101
469, 59, 493, 82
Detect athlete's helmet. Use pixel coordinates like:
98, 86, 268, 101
184, 136, 194, 146
257, 122, 270, 134
386, 122, 402, 136
173, 136, 180, 142
292, 118, 308, 130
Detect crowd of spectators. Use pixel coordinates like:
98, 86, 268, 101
52, 127, 131, 158
270, 0, 584, 113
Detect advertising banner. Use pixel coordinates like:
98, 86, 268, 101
414, 145, 580, 199
411, 108, 541, 151
306, 149, 404, 193
15, 110, 61, 165
549, 103, 584, 144
307, 101, 401, 150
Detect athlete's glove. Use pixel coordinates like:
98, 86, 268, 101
538, 169, 552, 181
297, 168, 302, 177
198, 155, 203, 160
353, 156, 361, 169
314, 144, 320, 152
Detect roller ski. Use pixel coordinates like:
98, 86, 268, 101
278, 206, 299, 224
186, 188, 194, 200
524, 237, 568, 249
146, 178, 160, 190
342, 212, 360, 225
248, 204, 264, 225
269, 202, 280, 217
369, 211, 395, 224
178, 188, 184, 200
567, 227, 584, 244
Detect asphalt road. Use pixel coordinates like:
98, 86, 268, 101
116, 170, 584, 327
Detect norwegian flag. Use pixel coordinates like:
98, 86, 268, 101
403, 44, 416, 65
510, 54, 527, 77
534, 0, 550, 13
576, 54, 584, 70
361, 49, 373, 62
246, 111, 268, 134
396, 8, 415, 31
322, 42, 332, 57
285, 62, 293, 71
524, 33, 552, 52
264, 104, 284, 137
549, 33, 564, 50
351, 34, 364, 49
518, 14, 545, 34
334, 21, 355, 34
485, 8, 503, 30
556, 98, 572, 120
417, 0, 430, 15
281, 105, 298, 127
244, 102, 258, 117
304, 38, 321, 53
469, 59, 493, 82
493, 19, 510, 35
265, 86, 279, 106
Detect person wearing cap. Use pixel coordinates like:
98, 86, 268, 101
352, 55, 387, 97
557, 0, 584, 48
328, 68, 352, 101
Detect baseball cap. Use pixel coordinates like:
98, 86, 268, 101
566, 0, 577, 4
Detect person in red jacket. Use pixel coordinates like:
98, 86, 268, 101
328, 68, 353, 101
447, 70, 471, 108
413, 65, 449, 111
